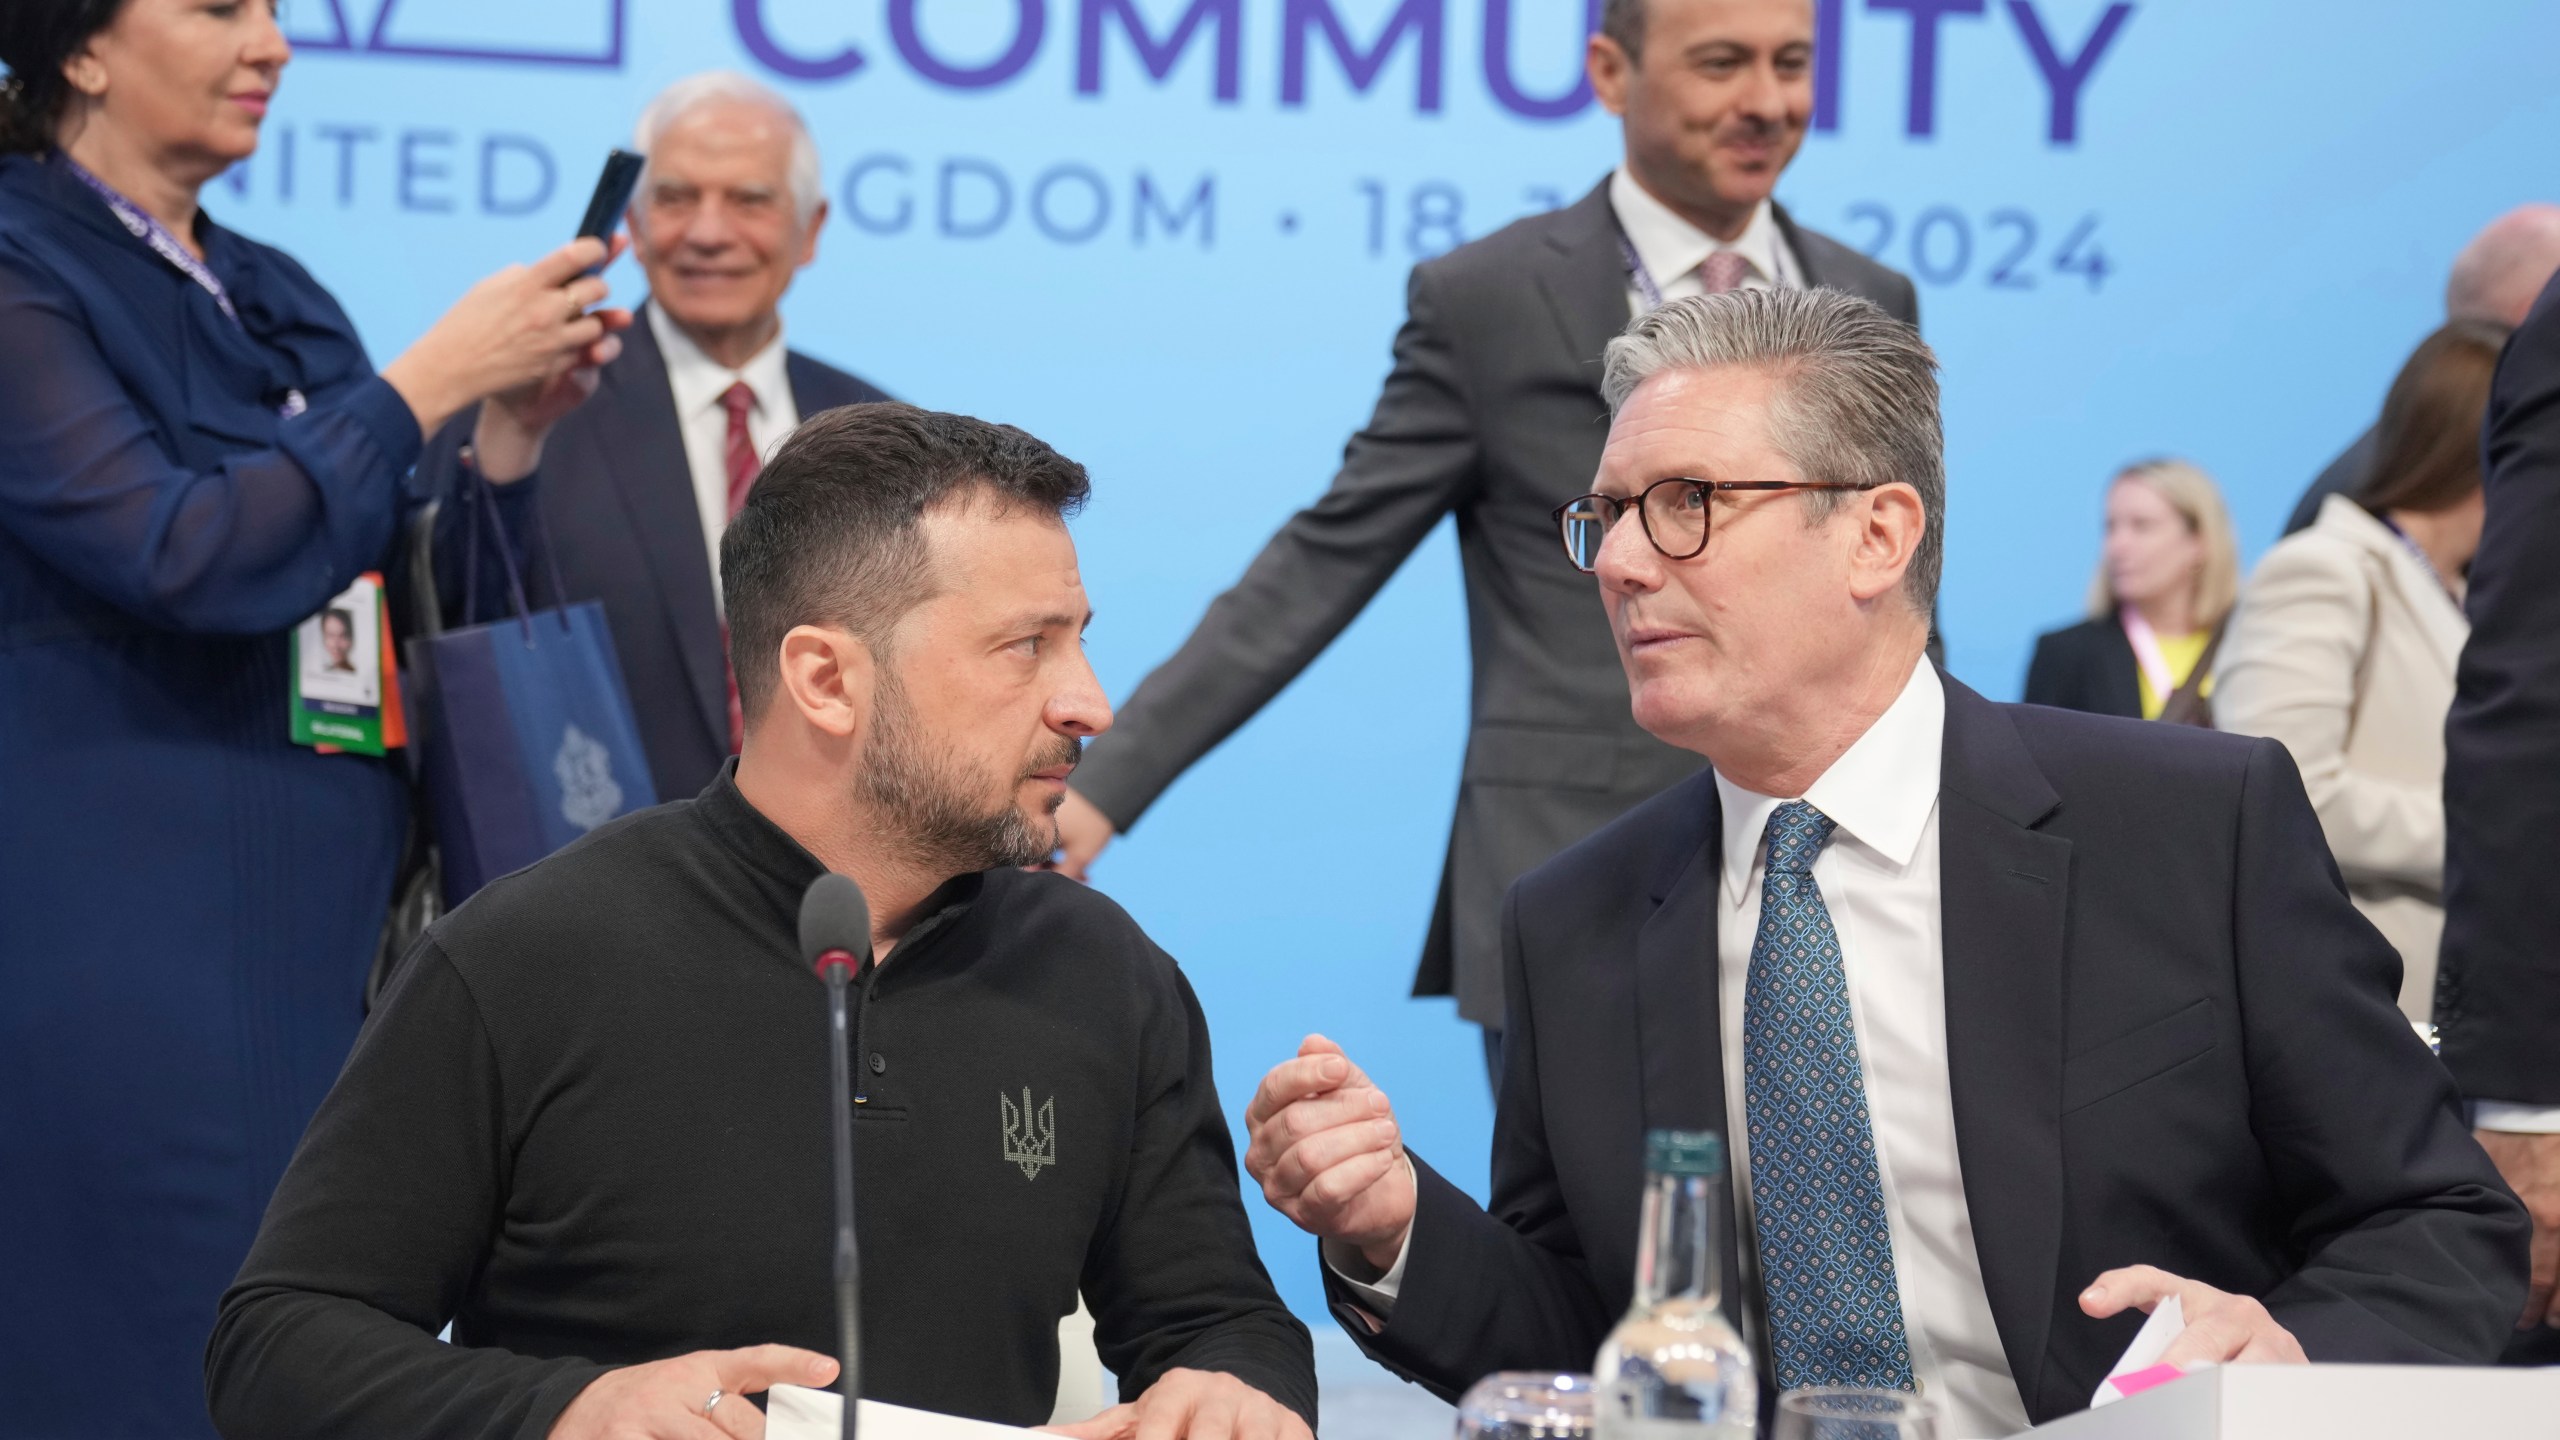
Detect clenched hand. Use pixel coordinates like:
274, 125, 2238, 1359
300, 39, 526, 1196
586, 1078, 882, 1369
1242, 1035, 1416, 1274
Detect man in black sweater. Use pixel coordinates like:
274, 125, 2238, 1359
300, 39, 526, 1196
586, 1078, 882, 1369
208, 405, 1317, 1440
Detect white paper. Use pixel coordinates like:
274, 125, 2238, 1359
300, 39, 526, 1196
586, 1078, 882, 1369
766, 1385, 1041, 1440
2088, 1294, 2190, 1408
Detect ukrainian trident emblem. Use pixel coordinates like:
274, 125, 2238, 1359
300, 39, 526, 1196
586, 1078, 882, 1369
1001, 1087, 1057, 1180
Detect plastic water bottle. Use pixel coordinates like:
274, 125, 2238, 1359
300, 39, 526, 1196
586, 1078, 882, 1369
1594, 1129, 1755, 1440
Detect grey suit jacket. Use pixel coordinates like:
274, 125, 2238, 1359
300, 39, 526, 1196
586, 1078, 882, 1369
1072, 178, 1919, 1024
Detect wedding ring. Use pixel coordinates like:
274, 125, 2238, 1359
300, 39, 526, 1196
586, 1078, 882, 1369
704, 1389, 725, 1416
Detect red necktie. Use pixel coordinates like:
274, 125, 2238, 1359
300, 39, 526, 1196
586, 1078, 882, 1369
720, 381, 759, 753
1699, 250, 1752, 294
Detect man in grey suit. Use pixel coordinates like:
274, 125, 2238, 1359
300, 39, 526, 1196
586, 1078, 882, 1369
1055, 0, 1915, 1068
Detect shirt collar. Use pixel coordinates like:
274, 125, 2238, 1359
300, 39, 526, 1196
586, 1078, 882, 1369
691, 757, 987, 971
1713, 656, 1944, 903
1608, 167, 1788, 292
647, 299, 792, 423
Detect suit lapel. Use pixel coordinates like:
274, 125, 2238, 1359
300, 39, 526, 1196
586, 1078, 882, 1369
1934, 675, 2071, 1416
591, 305, 731, 750
1771, 203, 1825, 290
1535, 180, 1635, 385
2094, 619, 2144, 719
1632, 775, 1744, 1332
1637, 779, 1724, 1136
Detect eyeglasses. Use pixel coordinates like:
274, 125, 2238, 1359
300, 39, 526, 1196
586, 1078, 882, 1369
1551, 476, 1884, 573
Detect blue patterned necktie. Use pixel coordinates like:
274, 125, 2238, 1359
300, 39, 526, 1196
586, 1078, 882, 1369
1743, 800, 1917, 1393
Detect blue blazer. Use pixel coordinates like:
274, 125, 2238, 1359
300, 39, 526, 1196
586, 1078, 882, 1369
0, 149, 430, 1439
419, 306, 890, 801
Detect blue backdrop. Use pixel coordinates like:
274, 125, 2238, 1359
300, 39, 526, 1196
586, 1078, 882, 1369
221, 0, 2559, 1327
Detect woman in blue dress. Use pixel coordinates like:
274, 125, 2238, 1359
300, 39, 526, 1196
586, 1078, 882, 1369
0, 2, 633, 1432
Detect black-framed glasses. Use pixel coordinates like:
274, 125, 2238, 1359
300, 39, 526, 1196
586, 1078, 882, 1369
1551, 477, 1884, 573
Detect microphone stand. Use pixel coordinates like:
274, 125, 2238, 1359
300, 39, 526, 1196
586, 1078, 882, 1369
821, 952, 862, 1440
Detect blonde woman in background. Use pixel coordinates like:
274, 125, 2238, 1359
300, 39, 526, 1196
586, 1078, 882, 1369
2215, 321, 2504, 1021
2025, 458, 2241, 723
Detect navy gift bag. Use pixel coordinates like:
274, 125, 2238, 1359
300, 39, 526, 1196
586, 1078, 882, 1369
408, 473, 656, 907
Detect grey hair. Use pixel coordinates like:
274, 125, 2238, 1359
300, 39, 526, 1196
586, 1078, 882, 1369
1602, 288, 1945, 611
631, 70, 824, 225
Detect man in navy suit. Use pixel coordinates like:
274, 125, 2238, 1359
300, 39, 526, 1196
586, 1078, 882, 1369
423, 71, 888, 801
2441, 275, 2560, 1363
1241, 290, 2526, 1437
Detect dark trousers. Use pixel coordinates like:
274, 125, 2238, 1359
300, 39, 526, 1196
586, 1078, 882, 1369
2507, 1323, 2560, 1365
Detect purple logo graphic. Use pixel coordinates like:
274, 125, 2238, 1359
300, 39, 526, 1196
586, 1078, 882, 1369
286, 0, 627, 69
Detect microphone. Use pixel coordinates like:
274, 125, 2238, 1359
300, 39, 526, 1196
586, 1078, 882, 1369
798, 872, 871, 1440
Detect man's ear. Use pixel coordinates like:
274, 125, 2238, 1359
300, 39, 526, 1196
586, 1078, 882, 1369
1588, 34, 1634, 117
772, 625, 876, 742
1846, 483, 1927, 604
799, 199, 829, 269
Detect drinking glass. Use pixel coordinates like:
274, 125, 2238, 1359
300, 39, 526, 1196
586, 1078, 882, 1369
1454, 1372, 1598, 1440
1770, 1388, 1940, 1440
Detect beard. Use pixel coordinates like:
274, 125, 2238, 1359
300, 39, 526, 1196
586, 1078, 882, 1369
859, 672, 1083, 874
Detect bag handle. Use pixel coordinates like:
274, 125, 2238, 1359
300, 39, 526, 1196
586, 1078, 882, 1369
2155, 618, 2227, 728
459, 448, 574, 642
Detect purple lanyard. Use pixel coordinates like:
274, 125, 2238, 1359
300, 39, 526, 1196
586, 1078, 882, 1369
1615, 228, 1667, 314
58, 152, 241, 326
2379, 514, 2458, 599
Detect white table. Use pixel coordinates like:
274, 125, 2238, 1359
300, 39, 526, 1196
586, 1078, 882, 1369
2018, 1364, 2558, 1439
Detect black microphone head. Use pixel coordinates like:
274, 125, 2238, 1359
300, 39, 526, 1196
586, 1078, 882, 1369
799, 872, 871, 975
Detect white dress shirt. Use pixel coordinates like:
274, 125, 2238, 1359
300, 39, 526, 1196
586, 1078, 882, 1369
1608, 167, 1804, 318
1712, 659, 2026, 1439
1333, 659, 2031, 1439
646, 302, 799, 608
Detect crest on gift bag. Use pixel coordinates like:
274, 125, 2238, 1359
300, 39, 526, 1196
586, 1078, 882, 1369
554, 723, 624, 831
1001, 1087, 1056, 1180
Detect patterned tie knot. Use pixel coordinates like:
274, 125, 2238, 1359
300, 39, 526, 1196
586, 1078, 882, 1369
1698, 249, 1753, 294
1763, 800, 1835, 878
719, 380, 755, 423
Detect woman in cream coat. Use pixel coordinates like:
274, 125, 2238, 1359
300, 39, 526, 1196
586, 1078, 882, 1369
2216, 321, 2503, 1020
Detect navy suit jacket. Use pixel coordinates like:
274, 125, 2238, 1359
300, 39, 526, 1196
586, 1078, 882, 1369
2440, 276, 2560, 1102
1329, 673, 2526, 1425
420, 308, 889, 801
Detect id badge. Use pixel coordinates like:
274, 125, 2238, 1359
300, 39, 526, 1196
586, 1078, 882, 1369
289, 572, 406, 755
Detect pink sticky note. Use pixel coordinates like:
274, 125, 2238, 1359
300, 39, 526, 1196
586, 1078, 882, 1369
2105, 1363, 2186, 1400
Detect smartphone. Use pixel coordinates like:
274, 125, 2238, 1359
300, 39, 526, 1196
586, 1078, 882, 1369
574, 148, 646, 261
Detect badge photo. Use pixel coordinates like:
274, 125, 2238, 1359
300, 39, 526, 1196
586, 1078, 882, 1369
296, 580, 381, 709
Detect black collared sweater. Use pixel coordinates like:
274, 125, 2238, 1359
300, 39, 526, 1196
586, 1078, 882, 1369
207, 767, 1315, 1440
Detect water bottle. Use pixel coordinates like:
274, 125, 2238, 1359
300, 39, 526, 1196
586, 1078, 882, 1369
1594, 1129, 1755, 1440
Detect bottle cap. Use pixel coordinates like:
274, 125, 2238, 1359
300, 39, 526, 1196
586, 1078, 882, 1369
1644, 1128, 1724, 1176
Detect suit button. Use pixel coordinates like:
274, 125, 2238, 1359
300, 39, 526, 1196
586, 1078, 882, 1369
869, 1052, 888, 1075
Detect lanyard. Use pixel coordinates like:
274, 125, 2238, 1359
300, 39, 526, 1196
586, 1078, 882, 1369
2120, 610, 2179, 704
2379, 515, 2458, 600
58, 152, 240, 326
1615, 227, 1668, 314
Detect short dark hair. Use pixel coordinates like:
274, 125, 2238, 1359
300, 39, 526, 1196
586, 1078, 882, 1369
2357, 320, 2507, 516
1600, 0, 1647, 60
321, 608, 354, 633
0, 0, 124, 155
722, 402, 1091, 725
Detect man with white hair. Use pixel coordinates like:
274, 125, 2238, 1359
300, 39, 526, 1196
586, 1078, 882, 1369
1241, 289, 2527, 1435
421, 71, 889, 801
2282, 203, 2560, 535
